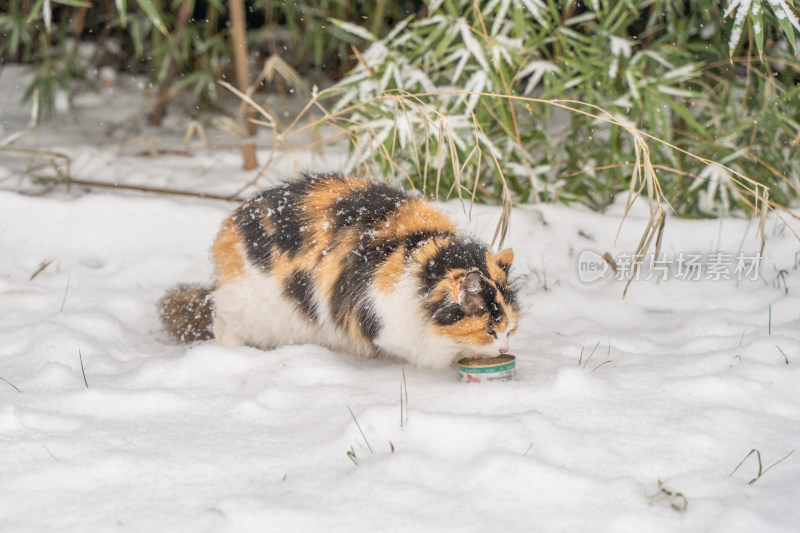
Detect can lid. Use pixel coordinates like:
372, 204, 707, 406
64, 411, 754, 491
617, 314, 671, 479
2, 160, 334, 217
457, 355, 516, 372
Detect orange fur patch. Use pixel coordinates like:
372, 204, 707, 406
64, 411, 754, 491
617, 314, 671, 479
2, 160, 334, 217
303, 176, 371, 214
374, 199, 457, 241
485, 252, 506, 284
374, 247, 407, 293
493, 316, 510, 334
211, 218, 245, 284
314, 230, 358, 302
486, 248, 514, 283
435, 315, 493, 345
502, 304, 520, 329
446, 270, 469, 302
495, 248, 514, 267
301, 177, 370, 261
313, 229, 375, 353
424, 274, 460, 307
268, 250, 296, 287
411, 236, 452, 268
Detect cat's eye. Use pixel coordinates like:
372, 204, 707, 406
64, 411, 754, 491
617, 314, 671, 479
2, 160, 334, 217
489, 330, 497, 339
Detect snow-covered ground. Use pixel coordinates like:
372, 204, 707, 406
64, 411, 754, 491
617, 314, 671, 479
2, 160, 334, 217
2, 66, 800, 532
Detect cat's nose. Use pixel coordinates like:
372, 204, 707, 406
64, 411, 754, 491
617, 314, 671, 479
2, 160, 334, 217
498, 346, 508, 354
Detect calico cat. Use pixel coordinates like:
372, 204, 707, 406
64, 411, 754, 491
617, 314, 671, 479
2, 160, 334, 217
159, 171, 519, 368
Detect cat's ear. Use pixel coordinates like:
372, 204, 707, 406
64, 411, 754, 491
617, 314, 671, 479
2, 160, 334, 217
494, 248, 514, 272
457, 272, 486, 315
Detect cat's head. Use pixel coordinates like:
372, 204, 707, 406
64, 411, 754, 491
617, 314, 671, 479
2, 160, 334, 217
423, 243, 520, 358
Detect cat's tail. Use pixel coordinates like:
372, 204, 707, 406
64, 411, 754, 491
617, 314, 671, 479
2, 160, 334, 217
158, 284, 215, 343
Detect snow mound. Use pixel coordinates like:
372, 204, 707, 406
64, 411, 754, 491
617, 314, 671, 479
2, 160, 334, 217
1, 186, 800, 532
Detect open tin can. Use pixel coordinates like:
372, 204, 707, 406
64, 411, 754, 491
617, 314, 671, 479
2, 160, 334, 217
457, 355, 516, 383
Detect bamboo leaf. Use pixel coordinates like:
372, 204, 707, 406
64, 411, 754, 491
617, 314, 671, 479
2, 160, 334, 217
777, 15, 798, 53
115, 0, 127, 28
752, 3, 765, 59
727, 0, 750, 54
329, 18, 377, 42
135, 0, 168, 36
26, 0, 44, 24
43, 0, 52, 33
658, 92, 710, 139
52, 0, 93, 6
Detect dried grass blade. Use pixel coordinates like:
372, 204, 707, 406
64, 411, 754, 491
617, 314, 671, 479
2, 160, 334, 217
758, 188, 770, 255
347, 405, 373, 454
0, 376, 22, 393
218, 80, 276, 127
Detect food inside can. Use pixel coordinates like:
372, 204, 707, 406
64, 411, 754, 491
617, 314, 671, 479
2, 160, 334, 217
457, 355, 516, 382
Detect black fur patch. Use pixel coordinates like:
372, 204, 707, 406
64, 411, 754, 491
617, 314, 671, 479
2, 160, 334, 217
159, 284, 215, 343
496, 281, 519, 310
283, 269, 318, 322
420, 240, 489, 295
426, 275, 503, 326
333, 182, 409, 229
402, 230, 454, 258
260, 180, 313, 257
237, 172, 348, 264
329, 235, 393, 342
356, 303, 383, 342
459, 272, 487, 315
233, 193, 276, 272
475, 280, 504, 322
428, 299, 466, 326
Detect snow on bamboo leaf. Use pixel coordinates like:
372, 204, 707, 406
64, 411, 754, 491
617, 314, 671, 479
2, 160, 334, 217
519, 0, 548, 27
726, 0, 800, 54
517, 61, 559, 95
321, 0, 795, 219
133, 0, 168, 37
329, 18, 378, 42
458, 18, 490, 72
773, 0, 800, 53
42, 0, 52, 33
490, 0, 512, 36
690, 162, 738, 215
114, 0, 127, 28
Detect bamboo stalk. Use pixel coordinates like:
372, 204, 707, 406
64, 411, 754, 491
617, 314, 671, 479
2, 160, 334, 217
148, 0, 192, 126
71, 6, 87, 36
230, 0, 258, 170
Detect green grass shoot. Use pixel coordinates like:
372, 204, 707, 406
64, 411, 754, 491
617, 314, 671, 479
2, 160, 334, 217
776, 345, 789, 365
582, 341, 601, 370
523, 442, 534, 456
0, 376, 22, 393
730, 448, 795, 484
79, 349, 88, 388
30, 259, 54, 281
59, 276, 71, 313
400, 368, 408, 428
347, 404, 373, 454
346, 446, 358, 465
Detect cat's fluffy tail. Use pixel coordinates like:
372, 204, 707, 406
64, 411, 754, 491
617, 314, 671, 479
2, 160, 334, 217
159, 284, 215, 343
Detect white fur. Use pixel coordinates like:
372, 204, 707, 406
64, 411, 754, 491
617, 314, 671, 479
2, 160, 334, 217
213, 259, 515, 368
370, 272, 462, 368
371, 270, 516, 366
213, 262, 358, 356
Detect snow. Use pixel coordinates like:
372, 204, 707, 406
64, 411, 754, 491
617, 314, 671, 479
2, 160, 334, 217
2, 66, 800, 532
458, 18, 491, 73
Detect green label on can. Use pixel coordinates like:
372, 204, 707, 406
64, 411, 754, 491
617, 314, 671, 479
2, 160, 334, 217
457, 361, 515, 374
